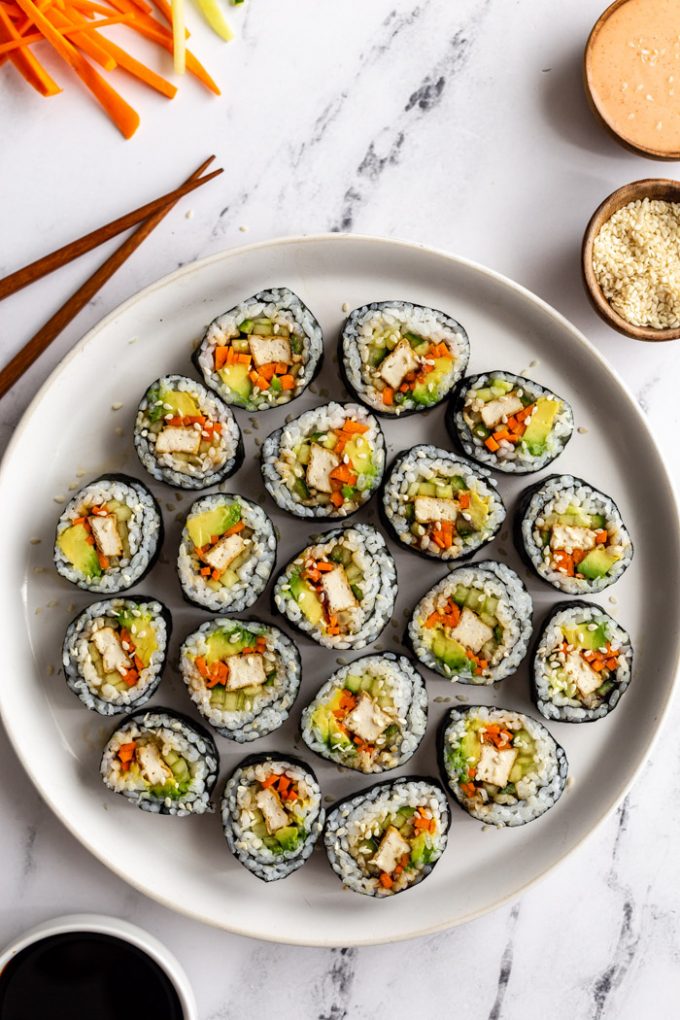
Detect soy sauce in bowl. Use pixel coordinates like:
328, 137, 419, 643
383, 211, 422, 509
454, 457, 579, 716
0, 932, 184, 1020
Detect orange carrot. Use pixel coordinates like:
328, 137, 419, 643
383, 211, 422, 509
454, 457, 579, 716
0, 3, 61, 94
47, 7, 118, 71
223, 520, 245, 537
329, 491, 343, 508
485, 436, 500, 453
214, 346, 229, 369
382, 387, 394, 406
379, 872, 393, 889
595, 530, 608, 544
279, 374, 295, 391
458, 491, 470, 510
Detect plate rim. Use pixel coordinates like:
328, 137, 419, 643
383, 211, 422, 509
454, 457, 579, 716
2, 232, 679, 947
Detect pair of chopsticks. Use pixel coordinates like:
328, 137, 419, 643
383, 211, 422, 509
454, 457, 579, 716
0, 154, 223, 400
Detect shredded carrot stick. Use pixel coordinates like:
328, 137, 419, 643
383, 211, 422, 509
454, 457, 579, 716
279, 374, 295, 390
381, 387, 394, 406
223, 520, 245, 537
484, 436, 500, 453
0, 3, 61, 93
47, 7, 118, 71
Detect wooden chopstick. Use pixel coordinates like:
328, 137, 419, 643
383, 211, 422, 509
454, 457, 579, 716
0, 159, 220, 301
0, 156, 222, 401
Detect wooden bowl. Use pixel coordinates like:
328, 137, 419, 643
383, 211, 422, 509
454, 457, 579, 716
582, 178, 680, 343
584, 0, 680, 161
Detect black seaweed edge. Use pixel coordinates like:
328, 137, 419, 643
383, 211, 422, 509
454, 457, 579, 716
444, 370, 574, 476
299, 651, 428, 773
378, 445, 506, 563
259, 400, 387, 521
191, 286, 324, 413
336, 300, 470, 419
530, 599, 634, 723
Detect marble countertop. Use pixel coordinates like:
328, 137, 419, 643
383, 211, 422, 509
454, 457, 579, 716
1, 0, 679, 1016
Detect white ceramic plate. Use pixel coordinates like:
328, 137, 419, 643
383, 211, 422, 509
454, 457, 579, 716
1, 235, 678, 947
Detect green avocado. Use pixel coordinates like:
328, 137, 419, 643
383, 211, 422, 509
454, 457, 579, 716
187, 502, 240, 549
410, 832, 431, 866
344, 435, 374, 477
289, 573, 324, 625
521, 397, 560, 455
431, 634, 470, 673
411, 356, 452, 406
57, 523, 101, 579
118, 610, 157, 666
205, 626, 257, 662
160, 389, 200, 418
218, 361, 252, 402
465, 490, 490, 531
275, 825, 301, 852
562, 621, 608, 651
578, 547, 621, 579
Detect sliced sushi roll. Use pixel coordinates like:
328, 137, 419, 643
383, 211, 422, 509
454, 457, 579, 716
100, 708, 218, 816
134, 374, 243, 490
439, 706, 568, 827
533, 601, 633, 722
446, 371, 574, 474
407, 561, 532, 684
272, 523, 397, 650
54, 474, 162, 594
324, 776, 450, 897
261, 401, 385, 519
180, 618, 301, 741
301, 653, 427, 773
339, 300, 469, 416
221, 753, 325, 882
516, 474, 633, 594
177, 493, 276, 612
193, 287, 323, 411
63, 597, 171, 716
380, 445, 505, 562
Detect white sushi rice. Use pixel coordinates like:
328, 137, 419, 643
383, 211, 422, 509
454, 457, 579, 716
519, 474, 633, 594
341, 301, 469, 415
100, 709, 218, 816
441, 706, 568, 827
134, 374, 242, 490
196, 288, 323, 411
273, 524, 397, 650
324, 778, 450, 897
301, 653, 428, 773
381, 444, 505, 560
63, 597, 169, 715
54, 476, 162, 593
261, 401, 385, 518
221, 757, 325, 881
177, 493, 276, 612
408, 561, 533, 684
180, 619, 301, 742
534, 602, 633, 721
450, 371, 574, 473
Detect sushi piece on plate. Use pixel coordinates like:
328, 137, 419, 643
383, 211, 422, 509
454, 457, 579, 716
533, 601, 633, 722
438, 705, 568, 826
54, 474, 162, 594
193, 287, 323, 411
380, 444, 505, 562
221, 753, 325, 881
272, 523, 397, 649
301, 653, 427, 773
179, 618, 302, 742
100, 708, 218, 816
339, 300, 469, 416
261, 401, 385, 519
177, 493, 276, 612
446, 371, 574, 474
62, 597, 171, 715
407, 561, 532, 684
133, 374, 243, 490
324, 776, 450, 897
515, 474, 633, 594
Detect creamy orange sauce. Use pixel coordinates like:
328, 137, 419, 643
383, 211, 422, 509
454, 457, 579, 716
586, 0, 680, 154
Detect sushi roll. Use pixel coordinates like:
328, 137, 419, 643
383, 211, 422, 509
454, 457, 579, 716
54, 474, 162, 594
221, 753, 325, 882
515, 474, 633, 594
100, 707, 218, 816
407, 561, 532, 684
261, 402, 385, 519
439, 706, 568, 827
272, 523, 397, 649
446, 371, 574, 474
339, 300, 469, 416
62, 597, 171, 715
177, 493, 276, 612
193, 287, 323, 411
133, 374, 243, 490
533, 601, 633, 722
180, 618, 301, 741
380, 445, 505, 562
324, 776, 450, 897
301, 653, 427, 773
